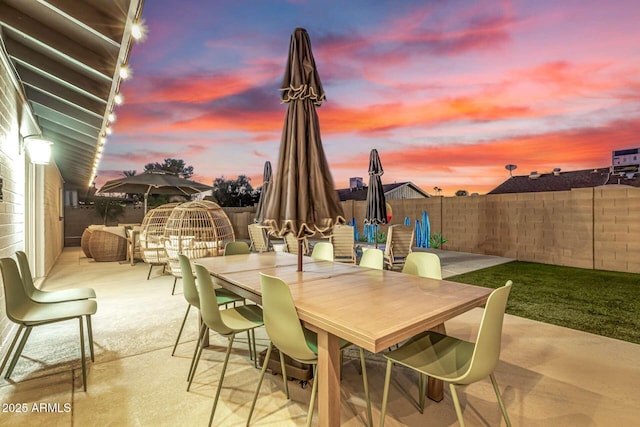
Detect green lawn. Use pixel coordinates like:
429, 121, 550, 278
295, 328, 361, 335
447, 261, 640, 344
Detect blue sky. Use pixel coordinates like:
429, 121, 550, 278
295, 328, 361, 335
98, 0, 640, 195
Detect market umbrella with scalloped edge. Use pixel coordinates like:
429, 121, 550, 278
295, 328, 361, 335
263, 28, 345, 271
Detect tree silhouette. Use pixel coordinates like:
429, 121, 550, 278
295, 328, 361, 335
211, 175, 259, 207
143, 158, 194, 179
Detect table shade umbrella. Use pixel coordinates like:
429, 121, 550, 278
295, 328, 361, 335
254, 161, 272, 223
98, 171, 212, 213
364, 148, 387, 247
263, 28, 345, 270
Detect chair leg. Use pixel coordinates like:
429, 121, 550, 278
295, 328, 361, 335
359, 348, 373, 427
187, 324, 208, 389
306, 364, 319, 427
417, 373, 426, 413
172, 305, 192, 356
0, 325, 25, 376
86, 315, 95, 362
449, 383, 465, 427
208, 334, 236, 427
247, 342, 273, 425
246, 330, 253, 362
250, 328, 258, 369
78, 317, 88, 391
279, 348, 289, 399
5, 327, 32, 379
147, 264, 153, 280
490, 373, 512, 427
171, 276, 178, 295
379, 359, 394, 427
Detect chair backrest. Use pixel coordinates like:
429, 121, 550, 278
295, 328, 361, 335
260, 273, 317, 363
193, 264, 234, 336
284, 233, 308, 255
461, 281, 512, 384
330, 224, 355, 263
0, 258, 30, 323
224, 241, 250, 256
384, 225, 414, 259
248, 224, 270, 253
311, 242, 334, 262
359, 248, 383, 270
177, 254, 200, 308
15, 251, 37, 298
402, 252, 442, 279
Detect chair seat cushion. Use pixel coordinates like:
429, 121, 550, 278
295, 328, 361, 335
384, 331, 474, 383
14, 299, 98, 324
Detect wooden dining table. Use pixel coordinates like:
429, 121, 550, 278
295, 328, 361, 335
196, 252, 492, 427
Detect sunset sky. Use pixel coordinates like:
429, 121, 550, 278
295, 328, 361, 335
98, 0, 640, 196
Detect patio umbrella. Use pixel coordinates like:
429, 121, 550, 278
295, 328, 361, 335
98, 171, 212, 214
263, 28, 345, 271
364, 148, 387, 248
254, 160, 272, 223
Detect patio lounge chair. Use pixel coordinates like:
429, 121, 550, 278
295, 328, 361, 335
383, 225, 414, 271
330, 224, 356, 263
248, 223, 271, 253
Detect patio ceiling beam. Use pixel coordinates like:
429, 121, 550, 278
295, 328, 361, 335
24, 88, 104, 128
0, 3, 114, 81
19, 66, 106, 116
7, 39, 110, 103
38, 117, 99, 145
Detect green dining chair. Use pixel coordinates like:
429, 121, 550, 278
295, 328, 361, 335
191, 263, 264, 427
359, 248, 383, 270
15, 251, 96, 302
224, 241, 250, 255
247, 273, 372, 427
172, 254, 244, 374
380, 281, 513, 427
0, 258, 97, 391
402, 252, 442, 279
310, 241, 334, 261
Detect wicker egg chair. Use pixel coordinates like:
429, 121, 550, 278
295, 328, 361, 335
163, 200, 235, 279
139, 202, 182, 280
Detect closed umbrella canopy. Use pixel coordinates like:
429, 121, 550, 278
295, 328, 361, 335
98, 171, 212, 213
254, 161, 272, 223
264, 28, 345, 270
364, 149, 387, 246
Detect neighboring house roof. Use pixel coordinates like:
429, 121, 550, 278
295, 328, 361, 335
488, 167, 640, 194
337, 182, 430, 201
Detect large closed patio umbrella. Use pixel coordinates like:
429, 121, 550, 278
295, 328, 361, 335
99, 171, 212, 214
263, 28, 345, 271
364, 149, 387, 248
254, 160, 272, 223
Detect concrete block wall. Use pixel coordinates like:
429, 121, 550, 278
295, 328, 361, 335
63, 189, 640, 274
594, 187, 640, 273
0, 56, 25, 351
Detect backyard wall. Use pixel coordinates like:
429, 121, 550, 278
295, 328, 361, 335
64, 187, 640, 274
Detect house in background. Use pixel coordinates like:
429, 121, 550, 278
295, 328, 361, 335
0, 0, 143, 353
337, 177, 431, 201
489, 150, 640, 194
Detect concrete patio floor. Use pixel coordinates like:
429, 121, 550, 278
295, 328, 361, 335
1, 247, 639, 426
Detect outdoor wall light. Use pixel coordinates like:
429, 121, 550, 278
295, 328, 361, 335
25, 136, 53, 165
119, 65, 130, 80
108, 112, 117, 123
114, 93, 125, 105
131, 21, 146, 40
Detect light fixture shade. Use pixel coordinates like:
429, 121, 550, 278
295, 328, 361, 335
26, 137, 53, 165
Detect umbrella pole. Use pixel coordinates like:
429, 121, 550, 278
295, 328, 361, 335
297, 240, 303, 272
144, 193, 148, 215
